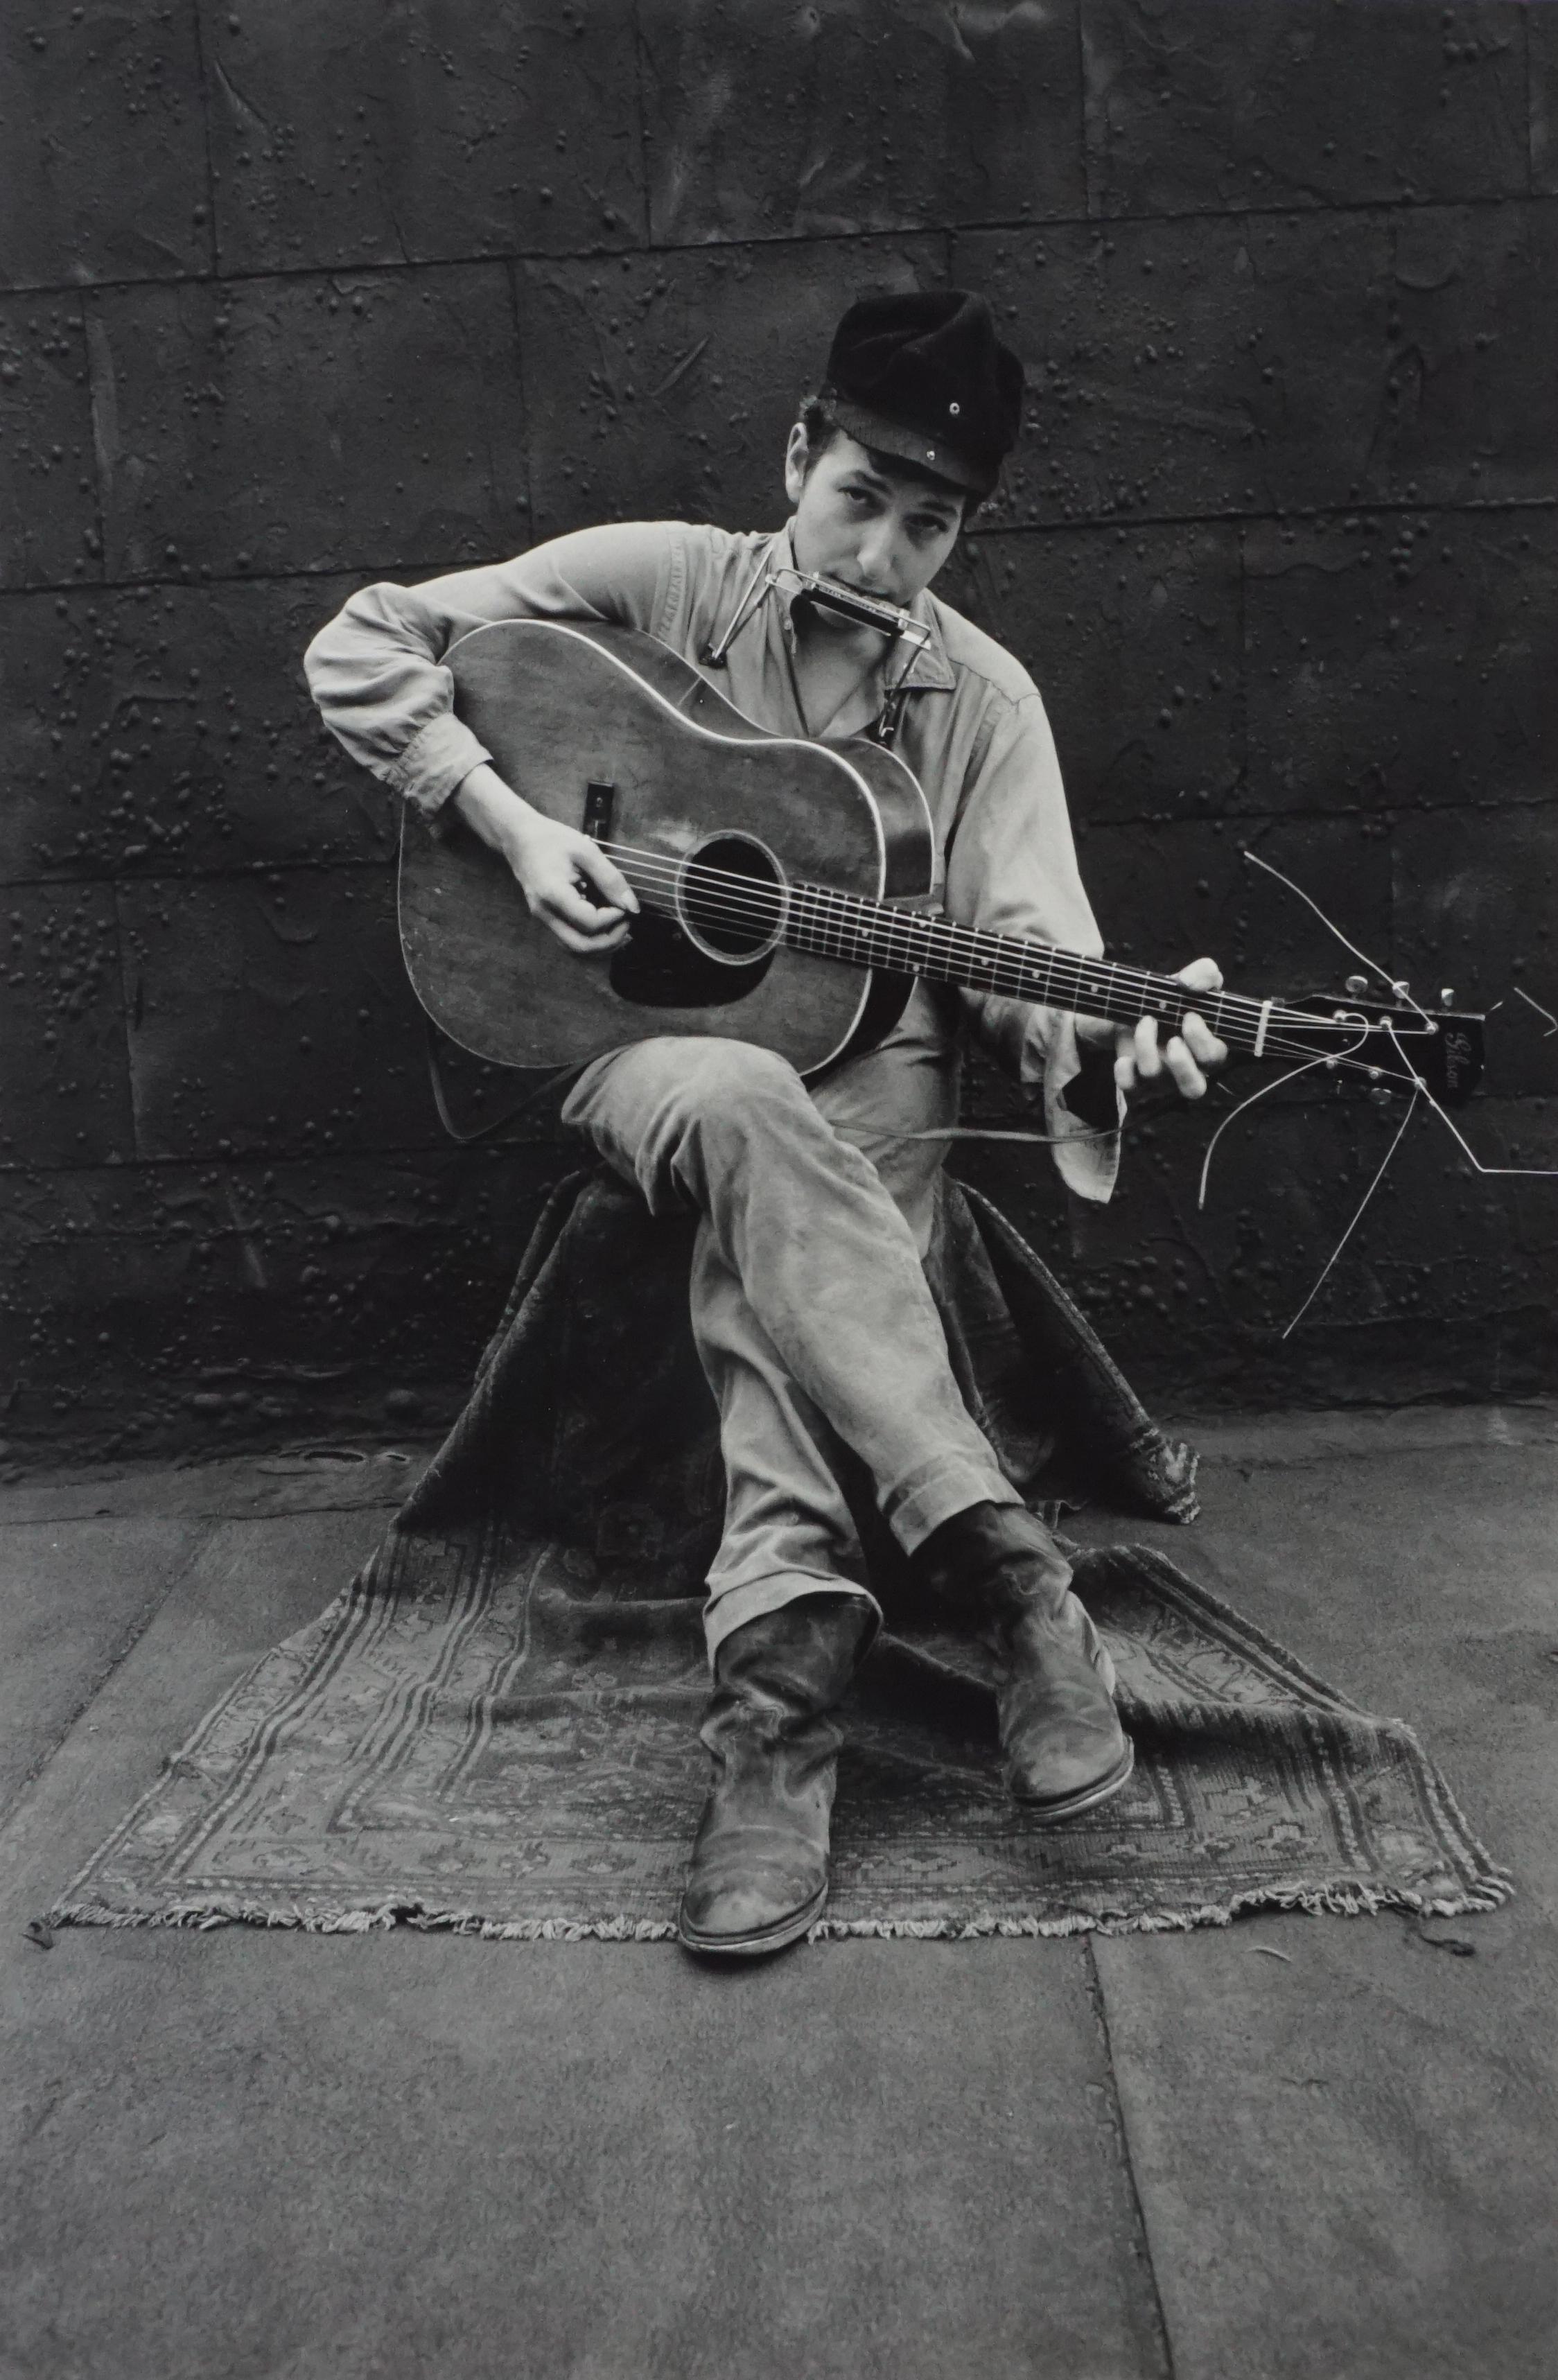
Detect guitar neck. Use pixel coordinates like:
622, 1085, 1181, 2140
779, 882, 1259, 1050
609, 841, 1458, 1079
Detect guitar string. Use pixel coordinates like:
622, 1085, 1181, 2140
1241, 850, 1438, 1031
595, 837, 1427, 1040
1195, 1042, 1370, 1211
589, 841, 1403, 1040
1279, 1091, 1422, 1338
599, 865, 1412, 1083
596, 839, 1361, 1035
585, 843, 1428, 1076
1512, 986, 1558, 1038
1248, 858, 1558, 1336
1232, 852, 1558, 1183
607, 866, 1340, 1074
1382, 1021, 1558, 1181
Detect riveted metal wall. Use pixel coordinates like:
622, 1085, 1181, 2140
2, 0, 1554, 1463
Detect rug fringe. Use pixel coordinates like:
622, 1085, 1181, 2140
805, 1875, 1514, 1941
42, 1896, 682, 1942
46, 1869, 1512, 1944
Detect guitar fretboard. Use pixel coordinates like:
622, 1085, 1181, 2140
773, 881, 1279, 1056
789, 883, 1178, 1013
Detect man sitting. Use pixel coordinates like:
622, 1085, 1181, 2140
305, 290, 1226, 1958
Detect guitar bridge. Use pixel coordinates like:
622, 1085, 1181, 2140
583, 780, 615, 842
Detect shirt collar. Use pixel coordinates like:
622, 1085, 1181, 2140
764, 524, 957, 695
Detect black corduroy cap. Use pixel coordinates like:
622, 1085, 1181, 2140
820, 289, 1024, 497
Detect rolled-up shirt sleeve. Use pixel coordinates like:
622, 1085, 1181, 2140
302, 522, 683, 816
943, 685, 1123, 1203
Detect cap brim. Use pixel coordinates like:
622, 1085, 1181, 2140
823, 395, 995, 497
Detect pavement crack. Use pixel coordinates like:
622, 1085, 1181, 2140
1085, 1939, 1178, 2380
0, 1519, 219, 1842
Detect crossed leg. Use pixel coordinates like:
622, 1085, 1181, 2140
561, 1034, 1022, 1656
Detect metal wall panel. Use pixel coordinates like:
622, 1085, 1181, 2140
87, 266, 529, 580
0, 882, 134, 1169
0, 301, 100, 591
0, 575, 396, 887
1244, 509, 1558, 815
202, 0, 644, 273
0, 0, 212, 292
958, 216, 1400, 524
1393, 807, 1558, 1098
639, 0, 1085, 245
950, 525, 1243, 823
0, 1144, 568, 1455
1074, 812, 1394, 992
1080, 0, 1531, 217
516, 235, 947, 541
118, 865, 434, 1162
1, 0, 1553, 1453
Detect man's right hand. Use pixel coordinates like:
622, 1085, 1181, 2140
453, 764, 638, 955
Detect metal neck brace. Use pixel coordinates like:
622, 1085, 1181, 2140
701, 559, 933, 749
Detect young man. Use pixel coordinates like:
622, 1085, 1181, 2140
306, 290, 1226, 1959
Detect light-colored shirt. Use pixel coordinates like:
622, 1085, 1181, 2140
304, 519, 1121, 1220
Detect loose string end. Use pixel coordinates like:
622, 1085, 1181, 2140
1280, 1091, 1421, 1338
1512, 985, 1558, 1040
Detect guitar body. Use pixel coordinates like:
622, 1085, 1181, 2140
397, 619, 937, 1078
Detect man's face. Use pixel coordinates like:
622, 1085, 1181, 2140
784, 428, 965, 613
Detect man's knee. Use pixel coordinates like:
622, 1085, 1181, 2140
651, 1038, 823, 1198
569, 1037, 818, 1209
674, 1039, 805, 1131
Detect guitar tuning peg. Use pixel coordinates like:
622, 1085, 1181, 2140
1344, 973, 1369, 998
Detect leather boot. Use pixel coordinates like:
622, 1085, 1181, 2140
678, 1591, 875, 1959
912, 1501, 1132, 1821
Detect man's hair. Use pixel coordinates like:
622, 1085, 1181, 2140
796, 393, 977, 520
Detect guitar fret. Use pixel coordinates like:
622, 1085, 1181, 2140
777, 887, 1270, 1056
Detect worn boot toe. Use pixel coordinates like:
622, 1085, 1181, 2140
999, 1598, 1133, 1821
678, 1828, 828, 1957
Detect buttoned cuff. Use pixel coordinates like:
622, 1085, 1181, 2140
385, 712, 494, 819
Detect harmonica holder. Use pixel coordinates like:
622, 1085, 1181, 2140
702, 564, 932, 748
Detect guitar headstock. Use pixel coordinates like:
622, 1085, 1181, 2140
1285, 988, 1485, 1105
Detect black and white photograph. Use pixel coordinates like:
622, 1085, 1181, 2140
1, 3, 1554, 2372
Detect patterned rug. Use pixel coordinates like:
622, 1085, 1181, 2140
53, 1174, 1509, 1941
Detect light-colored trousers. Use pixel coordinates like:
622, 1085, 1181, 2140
561, 1033, 1022, 1659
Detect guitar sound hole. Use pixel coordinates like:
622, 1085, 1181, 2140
678, 834, 784, 961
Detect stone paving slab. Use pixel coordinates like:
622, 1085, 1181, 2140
1071, 1434, 1557, 2380
1164, 1397, 1558, 1470
0, 1513, 205, 1823
0, 1500, 1165, 2380
0, 1443, 432, 1527
1, 1507, 396, 1918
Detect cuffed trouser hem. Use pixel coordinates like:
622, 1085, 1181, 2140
703, 1573, 884, 1669
881, 1455, 1024, 1559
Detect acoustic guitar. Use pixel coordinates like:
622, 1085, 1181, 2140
398, 618, 1484, 1105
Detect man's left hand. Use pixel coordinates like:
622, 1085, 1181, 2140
1076, 956, 1229, 1102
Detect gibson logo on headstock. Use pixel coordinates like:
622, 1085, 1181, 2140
1439, 1028, 1477, 1099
